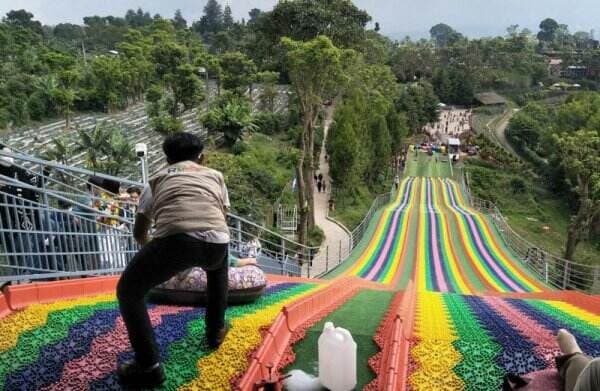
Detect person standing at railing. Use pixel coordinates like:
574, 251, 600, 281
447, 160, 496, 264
0, 144, 43, 272
116, 132, 231, 388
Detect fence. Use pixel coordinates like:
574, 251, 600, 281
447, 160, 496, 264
0, 149, 320, 282
311, 190, 394, 278
350, 193, 392, 251
471, 197, 600, 293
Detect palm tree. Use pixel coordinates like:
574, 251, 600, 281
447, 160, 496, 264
40, 136, 72, 166
74, 122, 110, 171
201, 97, 258, 146
39, 136, 74, 186
100, 128, 136, 176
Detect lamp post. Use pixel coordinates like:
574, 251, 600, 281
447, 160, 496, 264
135, 143, 149, 184
198, 67, 209, 109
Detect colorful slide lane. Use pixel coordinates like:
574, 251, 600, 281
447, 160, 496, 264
408, 291, 600, 390
344, 176, 547, 293
0, 282, 319, 390
345, 177, 418, 285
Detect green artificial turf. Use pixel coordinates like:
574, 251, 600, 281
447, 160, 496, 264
286, 289, 394, 389
405, 151, 452, 178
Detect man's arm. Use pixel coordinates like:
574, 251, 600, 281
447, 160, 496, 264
133, 213, 152, 246
134, 185, 153, 245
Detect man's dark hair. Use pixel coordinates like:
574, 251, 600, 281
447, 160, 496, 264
127, 186, 142, 195
163, 132, 204, 164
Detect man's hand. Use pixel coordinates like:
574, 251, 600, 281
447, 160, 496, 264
133, 214, 152, 246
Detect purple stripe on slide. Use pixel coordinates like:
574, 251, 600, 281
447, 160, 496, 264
364, 178, 414, 280
427, 178, 448, 292
444, 180, 523, 292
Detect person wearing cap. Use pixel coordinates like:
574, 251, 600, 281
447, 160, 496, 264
116, 132, 231, 388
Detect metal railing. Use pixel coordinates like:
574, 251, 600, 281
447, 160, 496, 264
0, 149, 320, 282
471, 196, 600, 293
350, 193, 392, 252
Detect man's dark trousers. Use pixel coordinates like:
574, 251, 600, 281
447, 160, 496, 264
117, 233, 228, 367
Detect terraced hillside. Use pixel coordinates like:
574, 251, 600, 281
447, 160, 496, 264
0, 83, 290, 179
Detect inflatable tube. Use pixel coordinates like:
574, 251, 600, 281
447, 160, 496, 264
148, 265, 267, 306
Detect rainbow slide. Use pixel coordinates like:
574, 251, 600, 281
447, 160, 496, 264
345, 176, 546, 293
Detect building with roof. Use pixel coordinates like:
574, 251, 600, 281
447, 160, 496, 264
474, 92, 507, 107
548, 58, 563, 77
563, 65, 588, 79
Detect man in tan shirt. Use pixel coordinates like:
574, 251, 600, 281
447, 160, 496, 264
116, 133, 230, 388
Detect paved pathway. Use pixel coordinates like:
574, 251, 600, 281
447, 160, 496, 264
307, 107, 352, 277
493, 109, 520, 158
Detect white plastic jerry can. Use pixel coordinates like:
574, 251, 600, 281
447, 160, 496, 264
318, 322, 357, 391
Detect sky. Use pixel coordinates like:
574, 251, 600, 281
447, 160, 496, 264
4, 0, 600, 40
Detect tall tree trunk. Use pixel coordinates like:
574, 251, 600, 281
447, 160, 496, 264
65, 111, 71, 130
305, 110, 317, 230
296, 119, 309, 245
564, 186, 590, 261
564, 226, 582, 262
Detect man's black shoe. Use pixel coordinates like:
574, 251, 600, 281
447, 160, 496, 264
206, 325, 229, 349
117, 360, 165, 388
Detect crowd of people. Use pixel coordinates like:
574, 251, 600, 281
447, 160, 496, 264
314, 172, 327, 193
424, 108, 473, 140
0, 143, 144, 274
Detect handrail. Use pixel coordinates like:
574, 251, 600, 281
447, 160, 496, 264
349, 192, 392, 251
470, 195, 600, 293
0, 149, 323, 280
0, 150, 141, 187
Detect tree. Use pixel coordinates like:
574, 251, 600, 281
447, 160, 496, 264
173, 9, 187, 30
387, 111, 409, 156
73, 122, 135, 175
262, 0, 370, 48
148, 20, 204, 124
52, 23, 83, 43
396, 81, 439, 131
39, 136, 75, 186
52, 69, 80, 129
369, 115, 392, 184
283, 36, 346, 244
328, 104, 360, 188
537, 18, 559, 44
40, 136, 72, 166
4, 9, 43, 36
218, 51, 257, 93
171, 63, 205, 113
101, 126, 136, 176
554, 130, 600, 262
193, 0, 224, 35
74, 123, 112, 170
125, 8, 153, 27
223, 5, 234, 29
256, 71, 279, 112
87, 55, 127, 112
248, 8, 261, 24
573, 31, 592, 49
430, 23, 463, 47
200, 97, 257, 146
117, 29, 153, 102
